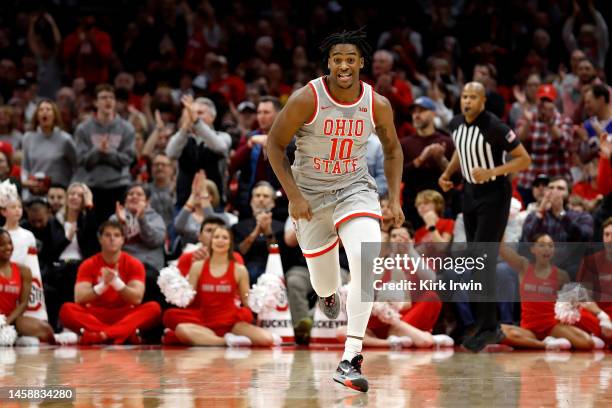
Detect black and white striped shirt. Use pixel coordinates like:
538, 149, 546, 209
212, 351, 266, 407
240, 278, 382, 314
449, 111, 520, 184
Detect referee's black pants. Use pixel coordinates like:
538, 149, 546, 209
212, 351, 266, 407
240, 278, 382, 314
463, 177, 512, 332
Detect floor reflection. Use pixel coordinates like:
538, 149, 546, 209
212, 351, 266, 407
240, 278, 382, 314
0, 347, 611, 407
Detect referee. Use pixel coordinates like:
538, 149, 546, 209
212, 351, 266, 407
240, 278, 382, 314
439, 82, 531, 352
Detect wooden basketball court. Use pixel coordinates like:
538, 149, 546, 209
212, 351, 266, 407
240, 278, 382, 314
1, 346, 612, 407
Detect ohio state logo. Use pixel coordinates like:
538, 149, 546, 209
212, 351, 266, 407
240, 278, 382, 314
322, 119, 364, 137
275, 285, 289, 312
27, 277, 44, 312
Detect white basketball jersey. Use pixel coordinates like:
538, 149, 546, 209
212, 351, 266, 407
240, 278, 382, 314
292, 76, 377, 193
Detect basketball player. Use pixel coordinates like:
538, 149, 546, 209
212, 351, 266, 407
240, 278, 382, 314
268, 28, 404, 392
439, 82, 531, 351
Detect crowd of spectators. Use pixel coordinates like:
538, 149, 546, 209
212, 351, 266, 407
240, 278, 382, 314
0, 0, 612, 346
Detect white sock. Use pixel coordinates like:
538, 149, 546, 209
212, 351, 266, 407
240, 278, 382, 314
592, 335, 605, 350
338, 217, 380, 362
224, 333, 252, 347
54, 332, 78, 346
272, 333, 282, 346
432, 334, 455, 347
305, 244, 341, 298
388, 335, 413, 348
543, 336, 572, 350
342, 336, 362, 361
15, 336, 40, 347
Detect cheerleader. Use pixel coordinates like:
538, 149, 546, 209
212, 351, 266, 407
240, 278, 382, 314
0, 228, 75, 345
163, 225, 274, 346
499, 233, 607, 350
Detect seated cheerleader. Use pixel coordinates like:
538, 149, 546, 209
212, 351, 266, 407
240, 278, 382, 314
499, 233, 609, 350
337, 223, 454, 349
0, 228, 76, 345
163, 225, 275, 347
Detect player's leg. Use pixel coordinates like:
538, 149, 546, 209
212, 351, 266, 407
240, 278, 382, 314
297, 206, 343, 319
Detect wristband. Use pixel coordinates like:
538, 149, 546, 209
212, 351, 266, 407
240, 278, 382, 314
111, 275, 126, 292
93, 282, 108, 296
597, 311, 610, 322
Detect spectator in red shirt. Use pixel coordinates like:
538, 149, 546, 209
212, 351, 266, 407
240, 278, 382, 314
206, 54, 246, 105
62, 16, 112, 85
371, 49, 413, 120
59, 220, 161, 345
572, 158, 604, 211
413, 189, 454, 244
177, 216, 244, 277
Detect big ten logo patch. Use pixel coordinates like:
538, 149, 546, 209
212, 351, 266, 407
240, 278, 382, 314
27, 277, 44, 311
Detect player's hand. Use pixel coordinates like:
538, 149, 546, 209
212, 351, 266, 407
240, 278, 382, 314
471, 167, 494, 183
389, 200, 405, 228
289, 196, 312, 221
438, 173, 453, 192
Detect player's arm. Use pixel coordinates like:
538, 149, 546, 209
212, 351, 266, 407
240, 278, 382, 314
6, 265, 32, 325
267, 85, 315, 220
373, 93, 404, 226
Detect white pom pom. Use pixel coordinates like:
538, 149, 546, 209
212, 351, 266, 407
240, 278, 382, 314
157, 265, 196, 307
371, 302, 401, 324
0, 321, 17, 346
248, 273, 284, 314
555, 283, 589, 324
0, 180, 19, 209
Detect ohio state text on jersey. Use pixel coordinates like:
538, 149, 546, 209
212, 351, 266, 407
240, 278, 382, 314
292, 76, 377, 193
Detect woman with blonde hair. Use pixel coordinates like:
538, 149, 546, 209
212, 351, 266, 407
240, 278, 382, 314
21, 99, 77, 200
163, 224, 275, 347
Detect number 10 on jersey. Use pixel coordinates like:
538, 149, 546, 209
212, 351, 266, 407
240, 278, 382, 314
329, 138, 353, 160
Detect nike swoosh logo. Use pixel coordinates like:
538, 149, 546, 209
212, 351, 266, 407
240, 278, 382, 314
321, 106, 332, 110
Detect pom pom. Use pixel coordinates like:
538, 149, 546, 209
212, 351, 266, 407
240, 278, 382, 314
157, 265, 196, 307
248, 273, 284, 314
371, 302, 401, 324
0, 315, 16, 346
0, 180, 18, 209
555, 283, 590, 324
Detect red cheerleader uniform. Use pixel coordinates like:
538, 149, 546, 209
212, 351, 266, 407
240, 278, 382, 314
521, 263, 602, 339
0, 263, 21, 316
163, 259, 253, 337
368, 265, 442, 338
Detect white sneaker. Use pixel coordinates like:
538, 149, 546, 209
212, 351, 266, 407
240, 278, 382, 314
54, 332, 78, 346
543, 336, 572, 350
592, 335, 606, 350
15, 336, 40, 347
432, 334, 455, 347
224, 333, 252, 347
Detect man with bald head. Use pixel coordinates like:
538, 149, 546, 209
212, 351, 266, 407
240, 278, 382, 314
439, 82, 531, 352
371, 49, 413, 117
